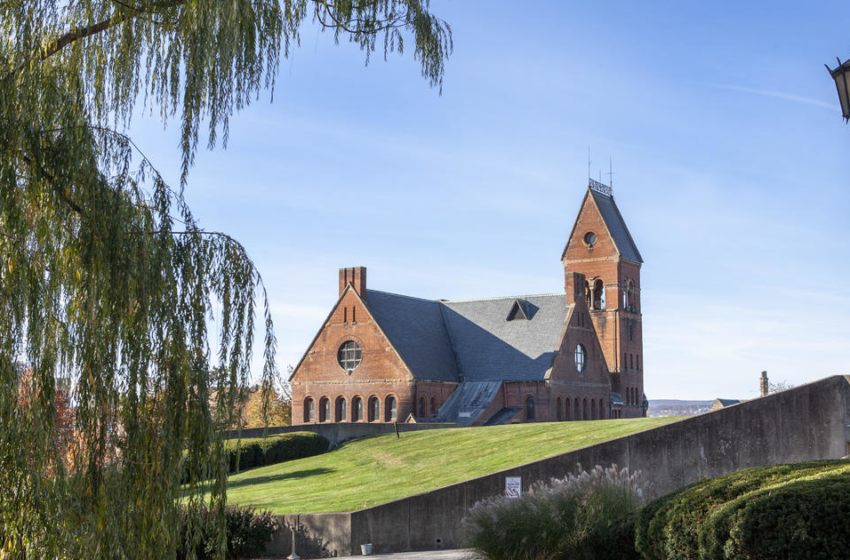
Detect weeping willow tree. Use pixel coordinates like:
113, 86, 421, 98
0, 1, 450, 557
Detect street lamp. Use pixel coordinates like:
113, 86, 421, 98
826, 57, 850, 122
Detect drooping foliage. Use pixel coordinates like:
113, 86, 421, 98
0, 1, 450, 557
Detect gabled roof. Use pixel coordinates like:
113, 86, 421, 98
441, 294, 568, 382
365, 290, 460, 383
362, 291, 569, 384
588, 188, 643, 263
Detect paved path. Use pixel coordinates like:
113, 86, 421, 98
264, 549, 477, 560
335, 550, 476, 560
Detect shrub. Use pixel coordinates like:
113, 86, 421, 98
226, 432, 320, 473
462, 464, 644, 560
634, 460, 850, 560
181, 432, 329, 484
178, 505, 276, 560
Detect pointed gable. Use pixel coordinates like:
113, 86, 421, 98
289, 286, 417, 384
364, 290, 460, 383
562, 184, 643, 264
588, 188, 642, 263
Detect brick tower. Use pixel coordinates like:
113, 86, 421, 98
562, 180, 645, 417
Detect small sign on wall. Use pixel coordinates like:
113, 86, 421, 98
505, 476, 521, 499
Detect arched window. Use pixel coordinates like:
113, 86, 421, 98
575, 344, 587, 373
627, 279, 636, 311
556, 397, 562, 421
593, 279, 605, 309
584, 280, 591, 308
525, 397, 535, 421
418, 397, 425, 418
385, 396, 397, 422
591, 399, 597, 420
583, 398, 589, 420
623, 281, 630, 309
368, 396, 379, 422
335, 397, 347, 422
304, 398, 315, 423
352, 397, 363, 421
430, 397, 437, 417
319, 397, 330, 422
565, 397, 571, 421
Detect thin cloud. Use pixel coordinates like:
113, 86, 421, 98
705, 83, 835, 110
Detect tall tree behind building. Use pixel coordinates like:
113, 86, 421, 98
0, 2, 450, 557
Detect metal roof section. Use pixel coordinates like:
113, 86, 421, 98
433, 381, 503, 426
482, 406, 523, 426
441, 294, 568, 382
365, 290, 460, 383
588, 185, 643, 263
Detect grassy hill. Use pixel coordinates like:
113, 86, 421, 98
225, 417, 680, 514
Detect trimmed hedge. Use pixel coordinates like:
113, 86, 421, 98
225, 431, 329, 473
634, 460, 850, 560
182, 432, 329, 483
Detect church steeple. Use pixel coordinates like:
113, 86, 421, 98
562, 180, 645, 417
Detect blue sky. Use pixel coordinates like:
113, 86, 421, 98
132, 0, 850, 400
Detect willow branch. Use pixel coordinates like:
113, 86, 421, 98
37, 0, 186, 64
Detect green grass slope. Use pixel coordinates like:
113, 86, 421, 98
225, 417, 679, 514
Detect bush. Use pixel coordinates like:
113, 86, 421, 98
181, 431, 329, 484
178, 505, 276, 560
462, 464, 644, 560
634, 460, 850, 560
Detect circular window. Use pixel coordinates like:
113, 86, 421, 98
337, 340, 362, 372
583, 232, 597, 247
574, 344, 587, 373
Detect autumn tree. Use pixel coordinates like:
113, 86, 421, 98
0, 1, 450, 557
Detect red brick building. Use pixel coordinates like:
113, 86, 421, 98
290, 180, 646, 425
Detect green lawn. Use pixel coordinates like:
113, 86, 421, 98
224, 417, 680, 513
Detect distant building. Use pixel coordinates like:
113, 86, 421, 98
709, 398, 741, 412
290, 180, 647, 425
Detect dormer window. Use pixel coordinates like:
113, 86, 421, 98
506, 299, 537, 321
506, 299, 529, 321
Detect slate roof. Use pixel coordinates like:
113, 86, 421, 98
589, 189, 643, 263
364, 290, 568, 383
364, 290, 460, 382
442, 294, 568, 382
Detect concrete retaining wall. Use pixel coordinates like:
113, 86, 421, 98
265, 375, 850, 557
227, 422, 458, 447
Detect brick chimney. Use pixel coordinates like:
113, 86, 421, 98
564, 271, 587, 306
339, 266, 367, 298
760, 370, 769, 397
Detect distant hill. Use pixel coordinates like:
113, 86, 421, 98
648, 399, 713, 417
